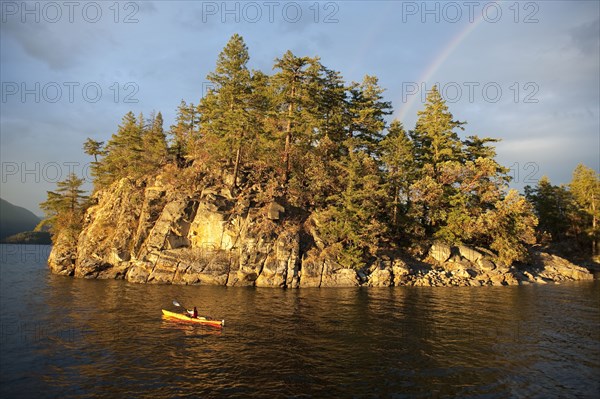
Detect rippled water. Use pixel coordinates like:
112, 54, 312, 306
1, 245, 599, 398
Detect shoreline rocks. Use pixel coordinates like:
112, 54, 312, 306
47, 177, 596, 287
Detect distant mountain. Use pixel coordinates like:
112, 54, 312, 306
0, 198, 41, 240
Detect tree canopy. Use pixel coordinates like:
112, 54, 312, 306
43, 34, 597, 269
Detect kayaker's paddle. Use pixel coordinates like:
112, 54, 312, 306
172, 300, 224, 326
173, 300, 191, 314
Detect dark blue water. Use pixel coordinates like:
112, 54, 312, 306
1, 245, 599, 398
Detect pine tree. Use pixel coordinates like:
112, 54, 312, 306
272, 51, 319, 186
39, 173, 88, 239
347, 75, 392, 156
313, 66, 348, 145
83, 138, 105, 162
144, 111, 168, 167
315, 150, 388, 269
170, 100, 199, 165
463, 135, 499, 162
411, 85, 464, 170
525, 176, 576, 243
381, 120, 416, 231
199, 34, 257, 190
95, 111, 144, 185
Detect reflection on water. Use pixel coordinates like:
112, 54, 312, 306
1, 245, 599, 398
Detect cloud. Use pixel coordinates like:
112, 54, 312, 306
570, 18, 600, 54
1, 16, 115, 71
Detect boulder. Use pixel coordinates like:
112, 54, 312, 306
477, 258, 496, 271
490, 274, 506, 286
320, 263, 359, 287
531, 251, 593, 281
453, 268, 471, 279
429, 243, 451, 263
299, 249, 324, 287
267, 201, 285, 220
457, 245, 483, 263
443, 259, 472, 272
367, 268, 392, 287
391, 259, 411, 285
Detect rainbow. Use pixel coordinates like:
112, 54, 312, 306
394, 14, 487, 122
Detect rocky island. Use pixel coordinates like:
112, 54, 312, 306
44, 35, 598, 287
48, 175, 593, 287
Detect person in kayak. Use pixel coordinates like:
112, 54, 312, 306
186, 306, 198, 318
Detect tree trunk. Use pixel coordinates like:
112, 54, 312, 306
283, 86, 296, 186
592, 192, 597, 256
284, 113, 292, 179
232, 139, 242, 191
391, 169, 399, 227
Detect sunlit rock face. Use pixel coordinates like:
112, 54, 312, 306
48, 177, 594, 287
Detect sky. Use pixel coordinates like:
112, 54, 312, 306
1, 0, 599, 215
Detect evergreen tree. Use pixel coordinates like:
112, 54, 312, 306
272, 51, 319, 186
170, 100, 199, 165
95, 111, 144, 185
411, 85, 464, 170
199, 34, 258, 189
39, 173, 88, 239
144, 111, 168, 167
381, 120, 416, 231
347, 75, 392, 156
292, 63, 350, 208
570, 164, 600, 256
525, 176, 578, 243
313, 66, 348, 144
315, 150, 388, 269
83, 138, 105, 162
479, 189, 538, 267
463, 135, 499, 162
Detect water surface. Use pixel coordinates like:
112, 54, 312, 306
1, 245, 599, 398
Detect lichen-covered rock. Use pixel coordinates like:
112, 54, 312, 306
47, 230, 77, 276
139, 198, 196, 259
177, 249, 230, 285
299, 249, 324, 287
74, 178, 143, 278
188, 196, 236, 251
126, 261, 152, 283
147, 253, 180, 284
255, 231, 299, 288
132, 186, 167, 257
228, 236, 269, 286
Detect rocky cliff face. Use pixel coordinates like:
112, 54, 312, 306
48, 177, 595, 287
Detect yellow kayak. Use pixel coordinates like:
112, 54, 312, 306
161, 309, 224, 328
